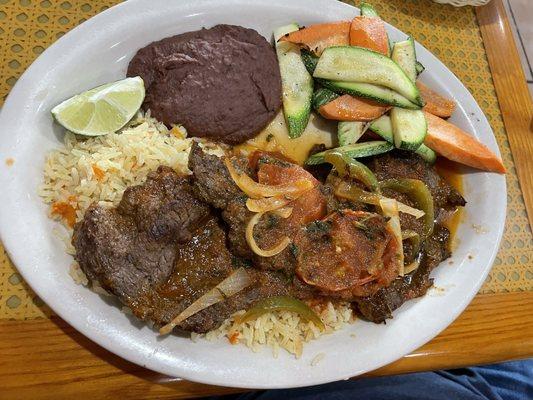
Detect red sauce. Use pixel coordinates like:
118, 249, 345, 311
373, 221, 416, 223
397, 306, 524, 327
257, 161, 326, 225
156, 217, 231, 301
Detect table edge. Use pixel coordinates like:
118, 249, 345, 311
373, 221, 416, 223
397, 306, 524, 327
1, 291, 531, 399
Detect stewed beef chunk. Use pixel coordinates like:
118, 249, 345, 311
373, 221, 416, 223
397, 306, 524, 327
353, 152, 464, 323
73, 166, 211, 302
354, 225, 451, 323
369, 151, 466, 210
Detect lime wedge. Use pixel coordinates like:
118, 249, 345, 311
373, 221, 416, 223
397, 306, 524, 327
51, 76, 145, 136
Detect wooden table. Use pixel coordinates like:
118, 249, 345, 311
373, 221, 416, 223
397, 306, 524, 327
0, 0, 532, 398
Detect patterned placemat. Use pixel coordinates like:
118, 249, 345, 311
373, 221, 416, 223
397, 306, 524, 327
0, 0, 531, 320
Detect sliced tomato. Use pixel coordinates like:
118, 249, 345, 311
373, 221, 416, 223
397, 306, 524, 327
256, 157, 326, 225
295, 210, 394, 292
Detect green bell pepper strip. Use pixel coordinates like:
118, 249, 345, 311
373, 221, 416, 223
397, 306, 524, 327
324, 151, 380, 192
334, 182, 381, 204
238, 296, 325, 331
380, 178, 434, 239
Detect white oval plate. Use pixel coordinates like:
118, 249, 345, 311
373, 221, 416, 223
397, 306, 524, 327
0, 0, 505, 389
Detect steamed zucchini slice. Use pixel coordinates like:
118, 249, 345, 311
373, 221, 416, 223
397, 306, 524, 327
370, 115, 436, 163
415, 61, 425, 77
414, 143, 437, 164
369, 115, 394, 142
301, 49, 319, 75
390, 38, 427, 150
274, 24, 314, 138
338, 121, 365, 146
320, 79, 420, 109
313, 46, 423, 106
392, 37, 417, 82
312, 87, 339, 111
306, 140, 393, 165
360, 2, 379, 17
390, 108, 427, 151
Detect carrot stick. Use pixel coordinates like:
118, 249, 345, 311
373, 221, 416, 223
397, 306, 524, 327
349, 16, 389, 55
417, 82, 456, 118
318, 95, 390, 121
424, 112, 506, 173
279, 21, 350, 55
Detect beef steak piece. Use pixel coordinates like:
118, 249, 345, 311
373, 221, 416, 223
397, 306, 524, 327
133, 216, 291, 333
188, 142, 243, 210
188, 142, 254, 259
188, 144, 328, 275
369, 151, 466, 210
73, 165, 297, 333
73, 166, 211, 303
354, 225, 451, 323
353, 152, 465, 322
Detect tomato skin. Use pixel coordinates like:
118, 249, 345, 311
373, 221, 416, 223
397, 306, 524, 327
295, 210, 397, 296
255, 155, 327, 225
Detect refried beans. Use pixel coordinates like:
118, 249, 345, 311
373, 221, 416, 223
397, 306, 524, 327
127, 24, 282, 144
